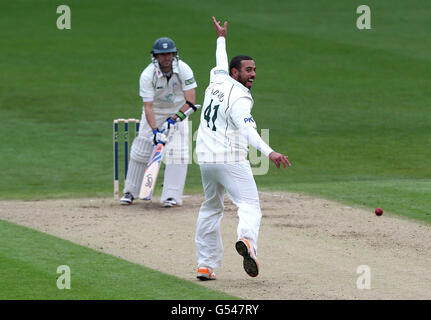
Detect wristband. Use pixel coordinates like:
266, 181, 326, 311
175, 110, 187, 121
152, 128, 159, 135
186, 100, 197, 111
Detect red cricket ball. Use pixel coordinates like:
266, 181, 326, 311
375, 208, 383, 216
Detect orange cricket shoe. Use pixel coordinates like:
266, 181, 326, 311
235, 239, 259, 277
196, 267, 216, 281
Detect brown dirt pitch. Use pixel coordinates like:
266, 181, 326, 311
1, 192, 431, 299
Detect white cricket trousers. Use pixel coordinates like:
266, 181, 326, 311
195, 161, 262, 270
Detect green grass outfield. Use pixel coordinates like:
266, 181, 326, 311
1, 0, 430, 299
0, 219, 236, 300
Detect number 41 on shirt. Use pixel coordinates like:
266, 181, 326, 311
203, 99, 219, 131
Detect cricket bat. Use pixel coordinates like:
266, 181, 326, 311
138, 104, 201, 200
138, 142, 165, 200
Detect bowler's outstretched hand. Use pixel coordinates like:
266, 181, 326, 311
212, 16, 228, 37
269, 152, 292, 169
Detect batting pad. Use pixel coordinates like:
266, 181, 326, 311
123, 158, 147, 197
161, 163, 188, 205
130, 136, 154, 163
164, 120, 189, 164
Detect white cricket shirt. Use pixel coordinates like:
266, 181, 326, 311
196, 37, 273, 163
139, 59, 197, 117
138, 59, 197, 138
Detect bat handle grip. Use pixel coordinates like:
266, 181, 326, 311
181, 104, 201, 119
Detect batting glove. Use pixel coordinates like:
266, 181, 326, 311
152, 128, 168, 145
160, 117, 176, 133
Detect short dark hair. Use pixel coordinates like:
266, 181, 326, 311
229, 55, 253, 76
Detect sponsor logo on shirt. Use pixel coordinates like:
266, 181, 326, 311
185, 77, 195, 85
160, 93, 174, 103
213, 69, 228, 75
244, 117, 255, 123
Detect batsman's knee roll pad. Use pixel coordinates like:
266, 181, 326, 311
130, 136, 154, 163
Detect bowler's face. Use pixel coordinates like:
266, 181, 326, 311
237, 60, 256, 89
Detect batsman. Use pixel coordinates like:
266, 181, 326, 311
120, 37, 197, 207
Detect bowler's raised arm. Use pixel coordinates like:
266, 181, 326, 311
212, 16, 228, 38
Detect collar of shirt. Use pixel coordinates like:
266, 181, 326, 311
229, 76, 251, 95
154, 59, 179, 79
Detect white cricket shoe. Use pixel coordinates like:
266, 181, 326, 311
120, 192, 134, 205
163, 198, 177, 207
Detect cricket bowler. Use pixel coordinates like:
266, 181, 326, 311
195, 17, 291, 280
